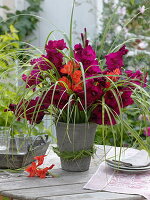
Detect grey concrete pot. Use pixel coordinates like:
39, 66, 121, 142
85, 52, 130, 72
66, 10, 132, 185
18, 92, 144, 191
56, 122, 97, 172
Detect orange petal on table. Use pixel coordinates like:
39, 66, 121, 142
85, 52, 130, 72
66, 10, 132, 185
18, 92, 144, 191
25, 162, 37, 177
36, 167, 49, 179
34, 155, 47, 166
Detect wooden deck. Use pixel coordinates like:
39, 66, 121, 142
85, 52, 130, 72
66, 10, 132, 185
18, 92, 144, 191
0, 145, 145, 200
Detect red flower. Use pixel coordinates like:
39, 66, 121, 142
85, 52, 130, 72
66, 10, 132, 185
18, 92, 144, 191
71, 70, 82, 84
25, 156, 55, 179
48, 164, 55, 170
36, 164, 55, 178
25, 162, 37, 177
106, 68, 121, 88
61, 61, 80, 75
58, 76, 72, 89
34, 155, 47, 166
36, 167, 49, 178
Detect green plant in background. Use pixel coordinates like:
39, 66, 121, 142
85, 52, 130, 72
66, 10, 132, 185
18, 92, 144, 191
0, 25, 20, 129
0, 25, 52, 138
0, 0, 44, 41
94, 0, 150, 147
95, 0, 150, 58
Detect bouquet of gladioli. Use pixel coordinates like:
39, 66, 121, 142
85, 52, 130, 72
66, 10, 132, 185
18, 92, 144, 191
6, 28, 147, 128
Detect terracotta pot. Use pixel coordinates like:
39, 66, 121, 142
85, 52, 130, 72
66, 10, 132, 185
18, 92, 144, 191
56, 122, 97, 172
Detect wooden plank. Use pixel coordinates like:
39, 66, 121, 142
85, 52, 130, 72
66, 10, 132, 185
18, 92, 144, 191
1, 183, 94, 200
0, 172, 93, 191
0, 164, 98, 184
1, 183, 144, 200
37, 192, 144, 200
0, 145, 124, 200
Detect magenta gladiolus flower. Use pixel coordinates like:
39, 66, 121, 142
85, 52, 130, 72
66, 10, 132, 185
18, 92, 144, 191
125, 70, 147, 87
22, 69, 42, 89
90, 105, 117, 125
42, 86, 70, 110
5, 31, 148, 126
7, 98, 47, 124
46, 39, 67, 51
105, 45, 128, 71
30, 56, 51, 71
45, 39, 67, 72
74, 42, 101, 75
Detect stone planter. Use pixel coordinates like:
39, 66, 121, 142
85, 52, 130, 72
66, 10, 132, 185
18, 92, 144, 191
56, 122, 97, 172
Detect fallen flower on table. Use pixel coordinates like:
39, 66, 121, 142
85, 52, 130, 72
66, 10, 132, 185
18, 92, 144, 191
25, 155, 55, 178
34, 155, 47, 166
36, 165, 55, 178
25, 162, 37, 177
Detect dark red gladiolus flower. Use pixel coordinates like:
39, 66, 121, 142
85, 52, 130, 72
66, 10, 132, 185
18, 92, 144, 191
105, 45, 128, 71
4, 104, 17, 113
6, 97, 47, 124
125, 70, 147, 87
45, 39, 67, 72
121, 89, 134, 108
42, 86, 70, 110
90, 105, 117, 125
74, 43, 101, 75
22, 69, 42, 90
30, 55, 51, 71
104, 90, 121, 115
77, 78, 104, 110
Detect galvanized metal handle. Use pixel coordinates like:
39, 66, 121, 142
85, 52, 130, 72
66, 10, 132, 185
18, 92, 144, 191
28, 134, 49, 151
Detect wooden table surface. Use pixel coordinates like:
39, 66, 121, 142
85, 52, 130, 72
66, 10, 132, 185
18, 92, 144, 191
0, 145, 145, 200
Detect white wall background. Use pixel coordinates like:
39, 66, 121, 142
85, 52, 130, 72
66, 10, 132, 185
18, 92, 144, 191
1, 0, 103, 48
28, 0, 103, 48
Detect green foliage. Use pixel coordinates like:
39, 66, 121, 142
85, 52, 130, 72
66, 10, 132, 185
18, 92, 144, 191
0, 26, 52, 137
53, 146, 96, 160
94, 0, 150, 147
0, 25, 20, 128
0, 0, 44, 40
2, 197, 10, 200
121, 0, 150, 36
95, 105, 150, 148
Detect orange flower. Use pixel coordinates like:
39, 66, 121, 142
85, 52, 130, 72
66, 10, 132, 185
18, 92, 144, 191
36, 164, 55, 179
60, 60, 80, 75
58, 76, 72, 89
106, 68, 120, 82
72, 83, 83, 92
34, 155, 47, 166
25, 162, 37, 177
71, 70, 82, 84
106, 68, 121, 88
